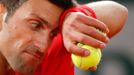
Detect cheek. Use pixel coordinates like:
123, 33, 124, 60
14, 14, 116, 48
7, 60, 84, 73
10, 24, 33, 45
0, 31, 33, 69
0, 27, 32, 57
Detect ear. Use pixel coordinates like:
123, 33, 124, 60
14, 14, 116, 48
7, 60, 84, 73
0, 4, 7, 31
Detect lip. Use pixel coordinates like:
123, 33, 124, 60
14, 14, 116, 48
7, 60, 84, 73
24, 50, 42, 60
23, 45, 44, 60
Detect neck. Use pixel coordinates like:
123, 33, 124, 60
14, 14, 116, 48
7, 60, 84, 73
0, 52, 15, 75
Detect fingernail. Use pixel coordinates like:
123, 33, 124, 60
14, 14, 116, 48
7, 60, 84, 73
100, 43, 106, 48
88, 66, 97, 71
106, 28, 109, 33
105, 37, 109, 43
84, 50, 90, 56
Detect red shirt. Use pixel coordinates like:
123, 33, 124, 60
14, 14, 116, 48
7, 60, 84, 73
34, 33, 74, 75
16, 5, 96, 75
34, 5, 96, 75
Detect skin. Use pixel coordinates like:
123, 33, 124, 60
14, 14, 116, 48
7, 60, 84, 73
0, 0, 128, 75
62, 1, 128, 70
0, 0, 63, 75
62, 1, 128, 56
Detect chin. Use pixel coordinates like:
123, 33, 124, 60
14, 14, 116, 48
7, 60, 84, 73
15, 65, 37, 75
11, 59, 38, 75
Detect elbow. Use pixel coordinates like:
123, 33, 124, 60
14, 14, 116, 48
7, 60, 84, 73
110, 1, 128, 19
106, 1, 128, 38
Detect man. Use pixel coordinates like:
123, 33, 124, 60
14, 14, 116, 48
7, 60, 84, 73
0, 0, 128, 75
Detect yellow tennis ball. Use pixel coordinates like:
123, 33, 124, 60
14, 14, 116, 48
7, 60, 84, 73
71, 43, 102, 70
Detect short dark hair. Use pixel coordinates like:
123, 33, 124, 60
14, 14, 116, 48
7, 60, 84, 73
0, 0, 76, 20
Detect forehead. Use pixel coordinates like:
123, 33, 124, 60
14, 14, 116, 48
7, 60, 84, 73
10, 0, 63, 27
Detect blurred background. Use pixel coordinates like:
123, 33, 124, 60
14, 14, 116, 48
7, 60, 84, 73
75, 0, 134, 75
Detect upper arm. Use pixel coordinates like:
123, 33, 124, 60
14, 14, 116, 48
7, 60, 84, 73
85, 1, 128, 38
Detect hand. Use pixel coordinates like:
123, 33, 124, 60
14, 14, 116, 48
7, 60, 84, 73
62, 12, 109, 56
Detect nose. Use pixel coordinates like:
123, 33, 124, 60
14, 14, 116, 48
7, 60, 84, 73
34, 34, 51, 53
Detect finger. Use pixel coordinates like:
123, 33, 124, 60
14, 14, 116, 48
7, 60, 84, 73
77, 14, 109, 33
84, 26, 109, 43
76, 33, 106, 49
73, 21, 109, 43
66, 41, 90, 56
88, 66, 97, 71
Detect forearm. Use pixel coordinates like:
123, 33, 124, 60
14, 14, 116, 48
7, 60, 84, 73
85, 1, 128, 38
